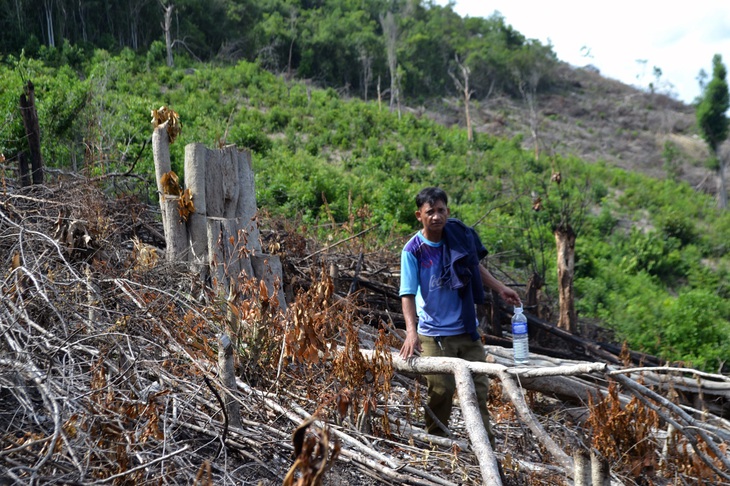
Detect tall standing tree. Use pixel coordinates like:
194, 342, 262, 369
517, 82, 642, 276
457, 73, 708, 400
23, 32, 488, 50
161, 0, 175, 67
696, 54, 729, 209
42, 0, 56, 47
379, 10, 399, 114
448, 54, 474, 142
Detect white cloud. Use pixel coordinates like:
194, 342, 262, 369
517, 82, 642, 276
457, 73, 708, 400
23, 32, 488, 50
436, 0, 730, 103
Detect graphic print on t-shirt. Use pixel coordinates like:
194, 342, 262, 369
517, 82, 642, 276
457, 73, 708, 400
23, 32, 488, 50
429, 273, 444, 291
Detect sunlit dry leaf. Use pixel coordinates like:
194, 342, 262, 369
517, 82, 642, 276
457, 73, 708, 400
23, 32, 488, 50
177, 188, 195, 221
11, 252, 20, 270
160, 171, 181, 196
151, 106, 182, 143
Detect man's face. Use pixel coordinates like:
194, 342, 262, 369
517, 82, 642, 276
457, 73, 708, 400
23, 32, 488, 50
416, 199, 449, 235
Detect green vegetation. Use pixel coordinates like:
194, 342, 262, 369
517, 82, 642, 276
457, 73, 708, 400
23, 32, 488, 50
1, 1, 729, 372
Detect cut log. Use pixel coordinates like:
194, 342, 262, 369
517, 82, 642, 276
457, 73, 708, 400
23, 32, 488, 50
235, 149, 260, 248
452, 364, 502, 485
152, 121, 172, 227
218, 334, 242, 429
358, 350, 612, 484
207, 217, 250, 294
205, 146, 240, 218
161, 196, 188, 262
185, 143, 209, 272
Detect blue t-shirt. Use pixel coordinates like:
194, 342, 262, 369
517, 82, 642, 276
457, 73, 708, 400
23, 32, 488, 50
399, 231, 464, 336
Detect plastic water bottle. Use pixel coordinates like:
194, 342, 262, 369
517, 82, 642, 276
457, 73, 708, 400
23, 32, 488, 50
512, 305, 529, 364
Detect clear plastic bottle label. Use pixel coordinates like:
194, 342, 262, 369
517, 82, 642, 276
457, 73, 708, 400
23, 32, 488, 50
512, 322, 528, 334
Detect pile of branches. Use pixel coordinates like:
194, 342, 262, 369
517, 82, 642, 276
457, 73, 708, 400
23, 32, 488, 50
1, 178, 729, 485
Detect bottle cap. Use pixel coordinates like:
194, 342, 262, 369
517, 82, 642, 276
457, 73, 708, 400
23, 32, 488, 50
514, 305, 523, 313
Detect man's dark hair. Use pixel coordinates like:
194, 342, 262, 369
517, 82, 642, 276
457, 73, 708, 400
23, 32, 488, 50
416, 187, 448, 209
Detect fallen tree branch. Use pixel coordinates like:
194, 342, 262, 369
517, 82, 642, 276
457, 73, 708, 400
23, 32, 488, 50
359, 351, 606, 483
95, 444, 191, 484
611, 373, 730, 480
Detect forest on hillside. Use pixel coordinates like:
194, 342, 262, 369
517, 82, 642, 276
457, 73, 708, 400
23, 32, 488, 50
1, 0, 558, 103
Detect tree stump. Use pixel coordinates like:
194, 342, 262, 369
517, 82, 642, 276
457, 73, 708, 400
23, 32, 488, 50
19, 81, 43, 185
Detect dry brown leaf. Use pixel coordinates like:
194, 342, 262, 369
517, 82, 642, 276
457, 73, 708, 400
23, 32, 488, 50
11, 252, 20, 270
160, 171, 182, 196
177, 188, 195, 221
150, 106, 182, 143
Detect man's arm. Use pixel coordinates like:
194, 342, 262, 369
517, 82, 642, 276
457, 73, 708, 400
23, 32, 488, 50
479, 264, 521, 306
399, 295, 422, 358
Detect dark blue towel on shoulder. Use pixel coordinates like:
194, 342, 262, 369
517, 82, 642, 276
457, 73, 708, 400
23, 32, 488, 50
443, 219, 488, 341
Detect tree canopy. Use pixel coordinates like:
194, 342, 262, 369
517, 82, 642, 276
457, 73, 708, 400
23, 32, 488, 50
1, 0, 558, 102
696, 54, 730, 208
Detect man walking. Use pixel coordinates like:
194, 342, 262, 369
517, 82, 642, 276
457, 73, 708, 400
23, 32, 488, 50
399, 187, 521, 440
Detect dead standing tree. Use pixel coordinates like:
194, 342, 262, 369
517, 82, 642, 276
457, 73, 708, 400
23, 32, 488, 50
449, 55, 474, 143
527, 168, 588, 333
160, 0, 175, 67
379, 11, 400, 118
19, 81, 44, 186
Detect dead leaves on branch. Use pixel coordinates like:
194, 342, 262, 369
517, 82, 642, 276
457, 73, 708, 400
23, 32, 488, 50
151, 106, 181, 144
178, 188, 195, 221
586, 379, 727, 481
588, 380, 659, 477
160, 170, 182, 196
286, 274, 336, 365
160, 170, 195, 222
283, 415, 341, 486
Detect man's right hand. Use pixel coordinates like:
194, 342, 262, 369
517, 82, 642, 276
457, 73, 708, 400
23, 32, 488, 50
399, 332, 421, 359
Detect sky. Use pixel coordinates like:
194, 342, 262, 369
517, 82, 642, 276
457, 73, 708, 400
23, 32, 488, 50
436, 0, 730, 104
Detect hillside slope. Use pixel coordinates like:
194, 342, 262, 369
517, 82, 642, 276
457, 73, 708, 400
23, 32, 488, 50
429, 62, 713, 193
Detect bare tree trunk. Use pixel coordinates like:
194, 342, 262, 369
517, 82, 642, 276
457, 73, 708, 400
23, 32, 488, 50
19, 81, 44, 185
151, 122, 186, 262
161, 196, 188, 262
525, 272, 543, 318
377, 75, 382, 111
359, 47, 372, 101
43, 0, 56, 47
718, 156, 727, 209
161, 1, 174, 67
184, 143, 208, 273
517, 78, 540, 161
218, 334, 242, 429
152, 122, 172, 219
14, 0, 24, 29
77, 0, 88, 43
449, 56, 473, 142
380, 11, 398, 112
555, 225, 577, 333
18, 152, 31, 187
286, 8, 298, 80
